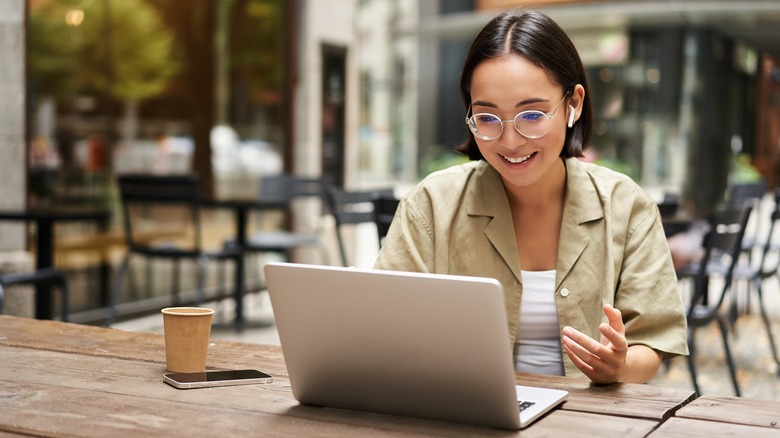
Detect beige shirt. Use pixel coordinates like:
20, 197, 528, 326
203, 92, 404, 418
374, 158, 689, 378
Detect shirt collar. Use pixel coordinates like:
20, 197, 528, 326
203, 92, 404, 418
467, 158, 604, 225
562, 158, 605, 225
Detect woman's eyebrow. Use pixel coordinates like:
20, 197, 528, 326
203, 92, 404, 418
471, 97, 550, 108
516, 97, 549, 107
471, 100, 497, 108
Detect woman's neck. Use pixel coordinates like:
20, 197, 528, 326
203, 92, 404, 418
503, 158, 567, 209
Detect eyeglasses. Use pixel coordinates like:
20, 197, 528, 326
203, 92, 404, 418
465, 92, 569, 141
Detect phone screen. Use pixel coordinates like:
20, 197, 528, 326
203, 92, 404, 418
163, 369, 273, 389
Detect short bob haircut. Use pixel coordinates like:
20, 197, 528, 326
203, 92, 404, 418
456, 9, 592, 160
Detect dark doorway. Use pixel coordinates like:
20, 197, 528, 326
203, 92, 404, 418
321, 44, 347, 188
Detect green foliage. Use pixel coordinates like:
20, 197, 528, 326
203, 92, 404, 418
419, 146, 469, 178
230, 0, 285, 96
593, 157, 638, 180
85, 0, 178, 101
729, 154, 763, 184
28, 1, 84, 99
29, 0, 178, 101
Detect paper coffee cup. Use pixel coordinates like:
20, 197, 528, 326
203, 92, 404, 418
161, 307, 215, 373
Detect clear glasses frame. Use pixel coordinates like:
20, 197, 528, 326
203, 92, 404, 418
465, 92, 570, 141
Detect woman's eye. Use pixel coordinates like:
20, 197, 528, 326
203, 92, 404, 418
477, 115, 500, 124
518, 112, 545, 122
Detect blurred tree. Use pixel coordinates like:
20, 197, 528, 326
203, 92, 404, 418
29, 0, 177, 106
29, 0, 285, 197
143, 0, 286, 196
27, 0, 84, 100
230, 0, 283, 98
29, 0, 179, 177
81, 0, 178, 103
144, 0, 216, 197
227, 0, 285, 138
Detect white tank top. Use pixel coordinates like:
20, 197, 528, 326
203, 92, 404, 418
514, 270, 564, 375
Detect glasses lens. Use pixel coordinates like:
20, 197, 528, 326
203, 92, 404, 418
514, 111, 549, 139
469, 114, 503, 140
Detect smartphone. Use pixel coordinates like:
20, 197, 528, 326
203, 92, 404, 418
163, 369, 273, 389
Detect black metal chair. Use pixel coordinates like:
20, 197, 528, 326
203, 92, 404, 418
678, 203, 752, 396
658, 192, 681, 219
0, 268, 70, 321
239, 174, 327, 265
324, 185, 394, 266
108, 174, 240, 326
730, 188, 780, 374
372, 192, 399, 247
726, 181, 767, 252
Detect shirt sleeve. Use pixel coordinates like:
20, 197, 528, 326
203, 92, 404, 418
373, 195, 435, 274
616, 201, 689, 359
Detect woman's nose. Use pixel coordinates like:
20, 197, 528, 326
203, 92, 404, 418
498, 121, 527, 146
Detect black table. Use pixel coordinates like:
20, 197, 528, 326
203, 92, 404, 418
202, 198, 288, 330
0, 207, 112, 319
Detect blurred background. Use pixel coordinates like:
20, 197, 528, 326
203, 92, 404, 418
1, 0, 780, 322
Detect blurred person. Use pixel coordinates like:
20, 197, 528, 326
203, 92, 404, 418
85, 133, 106, 171
29, 135, 58, 168
153, 133, 172, 174
374, 9, 688, 384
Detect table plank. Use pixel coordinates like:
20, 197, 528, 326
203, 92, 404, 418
0, 315, 289, 375
521, 410, 657, 437
674, 395, 780, 429
0, 346, 658, 437
0, 344, 500, 437
0, 316, 694, 437
516, 372, 695, 421
650, 417, 780, 438
1, 379, 413, 438
0, 346, 296, 416
0, 316, 694, 421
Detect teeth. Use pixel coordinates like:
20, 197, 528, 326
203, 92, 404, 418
502, 153, 533, 164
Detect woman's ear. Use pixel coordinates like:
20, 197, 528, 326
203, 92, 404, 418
568, 84, 585, 125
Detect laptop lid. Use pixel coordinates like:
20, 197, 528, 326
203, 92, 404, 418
264, 262, 566, 430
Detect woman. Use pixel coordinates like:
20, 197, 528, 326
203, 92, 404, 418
374, 9, 688, 384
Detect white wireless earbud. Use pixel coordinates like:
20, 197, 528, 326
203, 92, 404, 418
567, 105, 575, 128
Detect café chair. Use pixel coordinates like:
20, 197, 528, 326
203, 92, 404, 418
729, 188, 780, 373
677, 203, 752, 396
657, 192, 681, 219
108, 174, 241, 326
237, 174, 328, 272
0, 268, 70, 321
372, 192, 400, 247
726, 180, 766, 253
324, 184, 395, 266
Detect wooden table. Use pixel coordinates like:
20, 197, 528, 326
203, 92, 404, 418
650, 395, 780, 437
0, 315, 699, 437
0, 207, 111, 318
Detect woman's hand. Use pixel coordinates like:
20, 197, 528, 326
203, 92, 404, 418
561, 304, 662, 384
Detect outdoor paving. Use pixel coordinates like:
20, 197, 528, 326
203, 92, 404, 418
650, 312, 780, 400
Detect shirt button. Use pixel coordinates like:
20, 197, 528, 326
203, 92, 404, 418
560, 288, 570, 297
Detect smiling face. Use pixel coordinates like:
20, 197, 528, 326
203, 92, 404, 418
469, 54, 573, 192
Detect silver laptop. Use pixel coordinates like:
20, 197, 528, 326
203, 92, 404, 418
263, 262, 568, 430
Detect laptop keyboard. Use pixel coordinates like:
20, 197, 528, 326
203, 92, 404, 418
518, 401, 536, 412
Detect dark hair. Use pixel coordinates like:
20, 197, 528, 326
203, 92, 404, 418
456, 9, 592, 160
